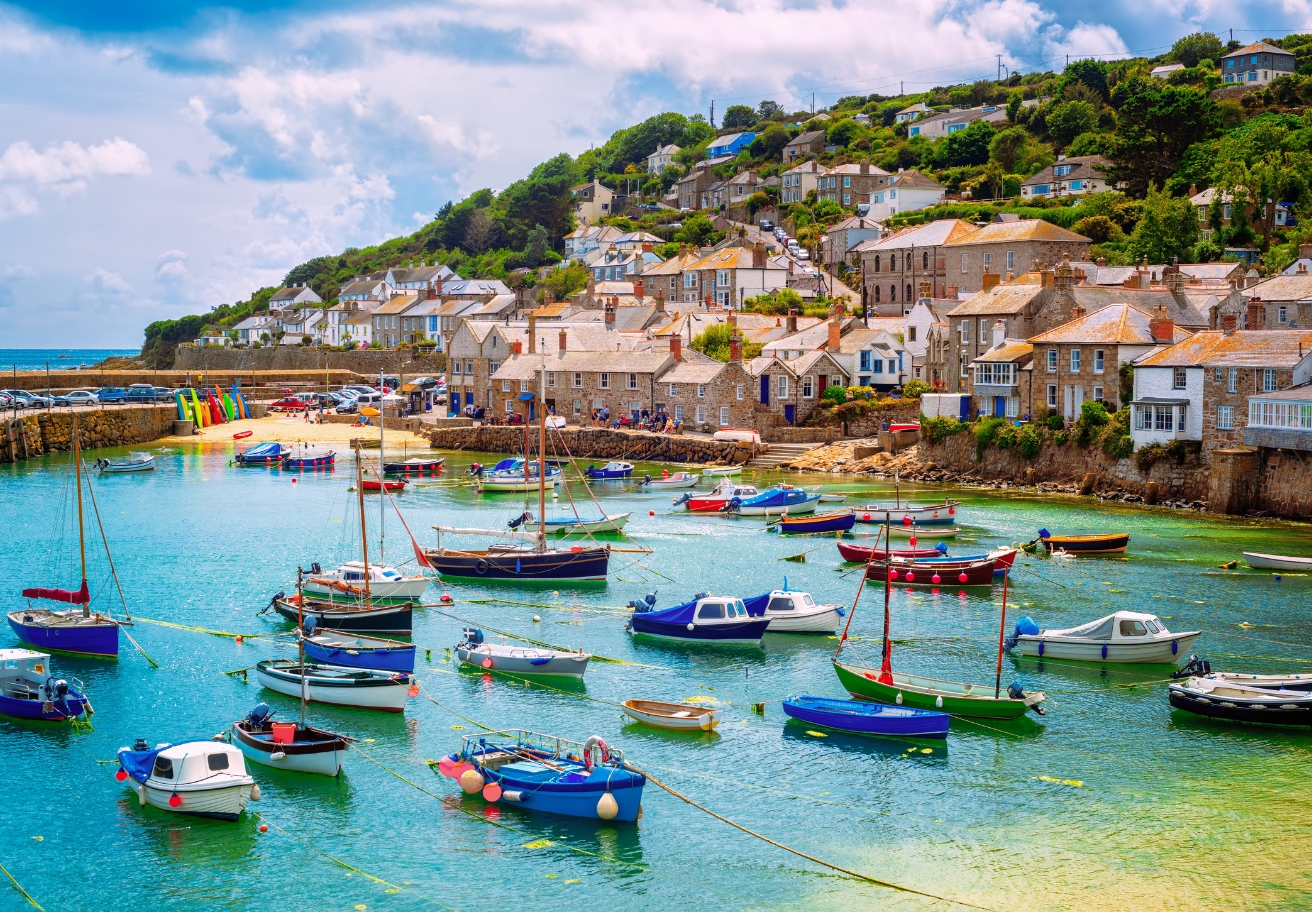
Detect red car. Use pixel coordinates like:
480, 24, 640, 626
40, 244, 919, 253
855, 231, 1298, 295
269, 397, 305, 413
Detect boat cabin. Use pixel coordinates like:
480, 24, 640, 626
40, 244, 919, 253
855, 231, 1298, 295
1049, 611, 1173, 641
693, 597, 750, 624
764, 591, 819, 615
148, 742, 250, 786
334, 562, 405, 584
0, 649, 55, 699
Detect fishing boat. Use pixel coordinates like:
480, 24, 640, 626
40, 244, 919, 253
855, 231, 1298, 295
304, 561, 429, 602
383, 456, 444, 474
1242, 552, 1312, 571
755, 588, 845, 634
1205, 671, 1312, 691
640, 471, 699, 489
230, 703, 354, 777
1006, 611, 1200, 663
675, 480, 759, 512
282, 444, 335, 469
235, 442, 290, 465
474, 457, 562, 492
95, 452, 155, 473
455, 628, 591, 679
583, 460, 633, 480
712, 428, 760, 444
1037, 529, 1130, 554
436, 730, 644, 821
626, 592, 771, 644
272, 593, 413, 634
728, 485, 822, 516
255, 660, 413, 712
781, 695, 949, 738
852, 501, 960, 525
700, 465, 742, 477
1168, 677, 1312, 726
361, 478, 406, 493
837, 541, 949, 562
866, 555, 998, 587
540, 513, 631, 535
9, 415, 127, 658
896, 548, 1018, 578
116, 739, 260, 820
621, 699, 721, 730
777, 510, 855, 534
0, 649, 92, 721
301, 623, 416, 674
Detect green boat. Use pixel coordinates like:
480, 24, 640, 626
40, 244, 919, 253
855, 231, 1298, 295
833, 658, 1044, 720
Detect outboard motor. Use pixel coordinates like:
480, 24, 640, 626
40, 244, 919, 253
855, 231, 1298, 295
261, 591, 286, 615
672, 493, 692, 508
462, 627, 485, 646
469, 462, 483, 477
1172, 654, 1211, 679
245, 702, 274, 727
1007, 682, 1026, 700
302, 616, 318, 635
642, 473, 652, 485
1004, 615, 1040, 650
133, 738, 149, 752
626, 592, 658, 613
310, 561, 322, 574
53, 679, 69, 700
508, 511, 531, 529
935, 542, 949, 554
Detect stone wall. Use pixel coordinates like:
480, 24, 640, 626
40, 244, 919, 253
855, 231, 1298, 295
428, 425, 757, 465
1254, 448, 1312, 519
8, 368, 362, 393
0, 406, 177, 462
175, 347, 446, 376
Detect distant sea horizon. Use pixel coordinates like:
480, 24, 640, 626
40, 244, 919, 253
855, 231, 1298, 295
0, 348, 140, 372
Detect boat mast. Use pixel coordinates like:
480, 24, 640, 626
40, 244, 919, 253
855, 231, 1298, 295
297, 566, 307, 728
355, 439, 372, 605
994, 566, 1010, 698
880, 510, 892, 682
73, 413, 89, 618
379, 369, 385, 564
537, 361, 546, 551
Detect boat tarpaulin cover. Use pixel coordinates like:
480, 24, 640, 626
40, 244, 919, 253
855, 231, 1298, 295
22, 580, 89, 604
116, 741, 210, 783
641, 592, 770, 625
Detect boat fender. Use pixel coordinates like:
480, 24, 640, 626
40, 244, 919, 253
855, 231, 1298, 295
459, 769, 485, 794
596, 791, 619, 821
895, 692, 903, 705
935, 696, 943, 708
1171, 639, 1178, 655
482, 782, 502, 802
1101, 644, 1108, 659
1038, 642, 1044, 657
251, 784, 262, 801
138, 784, 146, 806
501, 790, 524, 803
686, 623, 694, 631
270, 752, 287, 761
474, 559, 489, 575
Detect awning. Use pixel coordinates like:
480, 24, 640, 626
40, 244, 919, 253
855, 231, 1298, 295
517, 392, 535, 401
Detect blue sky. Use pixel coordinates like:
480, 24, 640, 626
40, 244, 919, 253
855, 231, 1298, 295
0, 0, 1306, 347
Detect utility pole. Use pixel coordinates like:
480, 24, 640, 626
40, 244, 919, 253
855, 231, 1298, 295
900, 80, 904, 96
811, 92, 815, 115
997, 54, 1003, 81
709, 101, 715, 128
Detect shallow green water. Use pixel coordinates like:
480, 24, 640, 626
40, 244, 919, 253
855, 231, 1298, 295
2, 441, 1311, 912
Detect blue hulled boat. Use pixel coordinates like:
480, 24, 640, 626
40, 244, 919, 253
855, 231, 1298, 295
729, 485, 822, 516
437, 730, 644, 822
282, 445, 335, 469
300, 620, 416, 673
782, 694, 949, 738
626, 592, 772, 643
777, 510, 855, 534
0, 648, 92, 721
583, 460, 633, 480
236, 442, 290, 465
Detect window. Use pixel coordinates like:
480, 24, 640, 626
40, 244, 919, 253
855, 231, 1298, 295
674, 404, 683, 421
1228, 368, 1237, 393
1213, 367, 1223, 383
453, 361, 463, 376
465, 360, 474, 376
572, 372, 583, 388
923, 251, 929, 270
684, 272, 697, 288
874, 285, 881, 303
960, 320, 970, 343
983, 253, 991, 267
974, 363, 1017, 386
1047, 384, 1057, 408
777, 375, 789, 398
1070, 350, 1081, 373
803, 376, 814, 398
719, 406, 729, 427
1217, 405, 1234, 430
907, 283, 913, 302
1263, 369, 1277, 392
1154, 405, 1172, 431
573, 400, 582, 415
717, 270, 730, 287
873, 254, 880, 271
1047, 349, 1057, 372
860, 351, 871, 371
546, 372, 556, 388
890, 284, 897, 302
1093, 350, 1105, 374
153, 756, 175, 779
1279, 306, 1288, 324
696, 384, 705, 398
501, 380, 510, 392
504, 399, 513, 413
697, 602, 724, 620
1093, 386, 1103, 402
843, 194, 850, 205
872, 360, 883, 374
1006, 251, 1014, 271
1174, 368, 1187, 389
736, 385, 743, 400
520, 380, 530, 393
908, 326, 917, 342
627, 373, 638, 390
668, 382, 677, 396
843, 176, 851, 188
696, 405, 706, 424
961, 253, 968, 273
599, 373, 610, 389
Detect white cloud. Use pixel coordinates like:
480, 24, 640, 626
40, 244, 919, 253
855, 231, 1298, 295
86, 267, 132, 294
0, 137, 151, 219
1044, 21, 1131, 61
155, 250, 189, 282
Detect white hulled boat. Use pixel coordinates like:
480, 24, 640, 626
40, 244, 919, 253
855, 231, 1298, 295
304, 561, 429, 601
117, 740, 258, 820
1008, 610, 1200, 663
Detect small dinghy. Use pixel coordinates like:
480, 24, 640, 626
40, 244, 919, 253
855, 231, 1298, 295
301, 621, 416, 674
236, 442, 290, 465
1037, 529, 1129, 554
0, 648, 92, 721
866, 555, 997, 587
853, 501, 960, 525
1168, 676, 1312, 727
436, 730, 644, 821
272, 593, 414, 634
782, 695, 949, 738
621, 699, 721, 731
837, 541, 949, 562
255, 659, 414, 712
712, 428, 760, 444
641, 471, 699, 489
887, 525, 959, 540
539, 513, 631, 535
95, 452, 155, 473
303, 561, 429, 603
383, 456, 444, 475
776, 510, 854, 534
626, 592, 771, 644
700, 465, 742, 477
116, 739, 259, 820
455, 628, 591, 679
583, 460, 633, 480
1207, 671, 1312, 691
282, 444, 335, 469
755, 588, 845, 634
229, 703, 354, 777
1007, 611, 1200, 663
817, 493, 847, 503
232, 430, 253, 440
361, 478, 406, 492
1242, 551, 1312, 571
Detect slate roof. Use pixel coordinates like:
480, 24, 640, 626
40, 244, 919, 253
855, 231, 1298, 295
1244, 273, 1312, 302
1135, 330, 1312, 368
661, 350, 731, 384
973, 340, 1034, 363
887, 170, 944, 191
854, 219, 978, 252
1021, 156, 1111, 188
492, 350, 673, 381
945, 219, 1090, 246
1028, 303, 1191, 345
946, 284, 1046, 317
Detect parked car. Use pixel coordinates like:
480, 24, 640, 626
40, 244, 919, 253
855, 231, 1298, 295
65, 390, 100, 406
341, 385, 376, 397
96, 386, 128, 403
759, 220, 774, 232
8, 390, 52, 408
334, 398, 358, 414
269, 397, 305, 413
796, 249, 810, 261
152, 387, 175, 401
125, 385, 161, 403
49, 394, 71, 407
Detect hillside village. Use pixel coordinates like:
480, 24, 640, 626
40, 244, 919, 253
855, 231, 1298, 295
150, 31, 1312, 465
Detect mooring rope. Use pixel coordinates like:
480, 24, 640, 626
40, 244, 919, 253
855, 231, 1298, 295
0, 862, 43, 911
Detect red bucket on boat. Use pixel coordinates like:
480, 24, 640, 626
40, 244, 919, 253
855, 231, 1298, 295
271, 722, 297, 744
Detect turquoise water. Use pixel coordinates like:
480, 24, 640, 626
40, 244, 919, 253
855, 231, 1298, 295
0, 349, 138, 371
2, 441, 1311, 911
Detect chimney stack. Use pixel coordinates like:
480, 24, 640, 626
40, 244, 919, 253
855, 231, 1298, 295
786, 309, 798, 334
918, 280, 931, 301
1246, 297, 1264, 331
992, 319, 1006, 350
527, 313, 537, 353
730, 332, 742, 362
727, 312, 737, 327
1054, 255, 1074, 290
981, 270, 1001, 292
436, 274, 443, 296
1096, 256, 1107, 268
1137, 256, 1151, 289
642, 241, 653, 253
511, 340, 523, 355
670, 333, 683, 362
859, 161, 870, 175
634, 280, 644, 301
655, 288, 665, 314
559, 328, 567, 352
752, 241, 766, 268
586, 274, 596, 304
1222, 312, 1238, 335
1149, 305, 1174, 343
1300, 242, 1312, 260
605, 298, 616, 326
1071, 305, 1086, 320
427, 282, 436, 300
827, 312, 841, 350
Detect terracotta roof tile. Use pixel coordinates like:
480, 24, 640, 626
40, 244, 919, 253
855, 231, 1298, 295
1135, 330, 1312, 368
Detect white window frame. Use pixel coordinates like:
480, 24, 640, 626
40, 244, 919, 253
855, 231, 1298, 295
803, 376, 814, 398
1263, 368, 1277, 392
546, 372, 556, 388
573, 400, 582, 415
520, 380, 530, 393
627, 373, 638, 391
674, 404, 683, 421
572, 372, 583, 388
696, 405, 706, 424
1094, 350, 1104, 373
1093, 385, 1103, 402
1228, 368, 1237, 393
1217, 405, 1234, 430
1174, 368, 1187, 390
717, 270, 731, 288
599, 373, 610, 390
1047, 384, 1058, 408
1006, 251, 1014, 271
1047, 349, 1057, 372
959, 320, 970, 344
501, 380, 511, 392
961, 253, 968, 273
696, 384, 705, 398
736, 385, 743, 400
1070, 350, 1081, 373
668, 382, 677, 396
719, 406, 730, 427
504, 399, 513, 413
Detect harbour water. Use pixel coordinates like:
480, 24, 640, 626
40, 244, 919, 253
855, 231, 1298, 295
2, 441, 1310, 911
0, 349, 139, 372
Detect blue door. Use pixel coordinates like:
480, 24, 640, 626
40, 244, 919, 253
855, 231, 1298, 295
994, 396, 1005, 418
451, 392, 461, 414
785, 404, 795, 425
760, 376, 770, 405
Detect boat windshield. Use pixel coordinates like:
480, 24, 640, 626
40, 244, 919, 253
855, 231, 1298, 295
1119, 619, 1148, 637
733, 600, 746, 616
153, 756, 174, 779
767, 597, 794, 612
799, 594, 815, 606
1143, 619, 1161, 633
697, 603, 725, 620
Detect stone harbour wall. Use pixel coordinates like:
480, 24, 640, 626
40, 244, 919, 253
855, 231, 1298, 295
1254, 448, 1312, 519
0, 406, 177, 462
428, 425, 757, 465
175, 347, 446, 376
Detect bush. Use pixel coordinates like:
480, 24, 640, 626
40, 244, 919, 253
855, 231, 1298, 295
1046, 414, 1065, 431
1135, 442, 1167, 472
972, 417, 1007, 460
995, 424, 1019, 449
1073, 400, 1110, 447
1102, 433, 1134, 459
821, 385, 848, 404
901, 379, 930, 399
922, 416, 964, 443
1017, 423, 1045, 458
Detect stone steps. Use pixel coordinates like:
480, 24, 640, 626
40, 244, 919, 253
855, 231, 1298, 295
751, 442, 825, 468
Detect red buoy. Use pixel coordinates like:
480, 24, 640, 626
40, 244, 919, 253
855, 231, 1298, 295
958, 572, 968, 583
889, 569, 899, 580
115, 769, 128, 781
168, 794, 182, 808
902, 516, 912, 525
932, 573, 941, 584
909, 536, 917, 547
905, 571, 915, 582
259, 824, 268, 833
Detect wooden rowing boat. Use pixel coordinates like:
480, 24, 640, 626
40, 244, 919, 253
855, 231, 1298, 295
1039, 531, 1129, 554
621, 699, 721, 730
1242, 551, 1312, 571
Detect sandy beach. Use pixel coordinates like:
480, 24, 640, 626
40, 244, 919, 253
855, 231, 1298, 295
162, 413, 433, 448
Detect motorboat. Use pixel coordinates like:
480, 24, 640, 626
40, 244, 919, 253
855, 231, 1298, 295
675, 479, 759, 512
640, 471, 699, 489
1168, 677, 1312, 726
272, 593, 413, 635
853, 501, 960, 526
1205, 671, 1312, 691
236, 442, 290, 465
583, 460, 633, 480
539, 513, 631, 535
817, 493, 847, 503
303, 561, 429, 602
1242, 552, 1312, 571
711, 428, 760, 444
229, 703, 354, 777
1006, 611, 1200, 663
436, 729, 644, 821
116, 739, 259, 820
782, 695, 948, 738
1037, 529, 1129, 554
282, 444, 335, 469
455, 628, 591, 679
475, 458, 562, 492
95, 452, 155, 473
777, 510, 854, 534
0, 649, 92, 721
626, 592, 771, 644
728, 485, 822, 516
866, 555, 998, 587
255, 660, 413, 712
383, 456, 444, 474
301, 622, 416, 674
754, 589, 845, 634
621, 699, 721, 731
837, 541, 949, 562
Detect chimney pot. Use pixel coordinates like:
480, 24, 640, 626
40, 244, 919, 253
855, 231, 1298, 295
1222, 313, 1237, 334
1246, 297, 1264, 331
730, 333, 742, 362
670, 333, 683, 362
992, 319, 1006, 349
1300, 242, 1312, 260
559, 328, 567, 352
634, 280, 645, 301
511, 340, 523, 355
786, 309, 798, 334
527, 313, 537, 353
1071, 305, 1086, 320
827, 313, 841, 350
655, 288, 665, 313
1149, 305, 1174, 343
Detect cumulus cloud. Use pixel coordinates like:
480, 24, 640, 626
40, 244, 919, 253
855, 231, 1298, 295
155, 250, 189, 282
86, 267, 132, 294
1044, 21, 1132, 61
0, 137, 151, 219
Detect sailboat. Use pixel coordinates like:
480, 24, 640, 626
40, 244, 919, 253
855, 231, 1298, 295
9, 414, 127, 658
422, 362, 609, 582
831, 512, 1045, 720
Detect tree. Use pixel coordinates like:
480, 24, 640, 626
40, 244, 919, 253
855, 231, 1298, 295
721, 105, 757, 130
1126, 184, 1199, 263
1046, 100, 1099, 147
1109, 84, 1223, 196
756, 123, 790, 159
758, 100, 784, 121
690, 322, 763, 362
1071, 215, 1122, 243
1062, 59, 1110, 101
1171, 32, 1225, 68
540, 262, 590, 302
674, 213, 720, 247
463, 208, 498, 254
1006, 92, 1022, 123
934, 119, 994, 167
827, 118, 863, 147
523, 224, 550, 266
